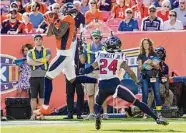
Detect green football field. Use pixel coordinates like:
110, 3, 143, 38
1, 116, 186, 133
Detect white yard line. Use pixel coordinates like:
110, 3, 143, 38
1, 121, 186, 127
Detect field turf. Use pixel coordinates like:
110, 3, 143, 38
1, 116, 186, 133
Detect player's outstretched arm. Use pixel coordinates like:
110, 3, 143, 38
82, 62, 98, 74
53, 22, 69, 39
120, 61, 138, 83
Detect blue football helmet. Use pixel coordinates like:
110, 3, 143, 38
103, 36, 122, 53
60, 2, 78, 16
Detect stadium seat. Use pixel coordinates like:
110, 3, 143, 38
106, 18, 122, 32
102, 11, 111, 22
83, 20, 112, 37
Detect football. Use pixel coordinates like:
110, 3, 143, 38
44, 11, 58, 24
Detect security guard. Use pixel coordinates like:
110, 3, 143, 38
27, 34, 51, 120
80, 29, 108, 120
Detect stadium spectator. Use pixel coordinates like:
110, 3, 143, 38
52, 3, 60, 13
118, 8, 139, 31
97, 0, 112, 11
48, 0, 65, 11
111, 0, 128, 19
163, 10, 184, 30
64, 29, 85, 120
27, 34, 51, 120
36, 20, 49, 33
157, 0, 171, 21
14, 0, 26, 14
153, 0, 164, 8
143, 0, 153, 7
174, 0, 186, 28
141, 5, 163, 31
1, 9, 21, 34
37, 3, 60, 33
29, 2, 44, 29
1, 9, 6, 25
16, 12, 34, 34
172, 0, 179, 9
125, 0, 136, 7
24, 0, 48, 14
6, 2, 23, 21
80, 0, 90, 15
137, 38, 162, 119
81, 30, 108, 120
85, 0, 104, 24
131, 0, 148, 19
16, 44, 33, 97
74, 0, 85, 28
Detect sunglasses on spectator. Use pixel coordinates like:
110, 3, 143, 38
180, 2, 185, 4
163, 5, 169, 8
11, 6, 18, 8
150, 10, 156, 12
54, 7, 60, 9
126, 11, 132, 14
169, 14, 176, 17
93, 36, 100, 39
90, 2, 96, 4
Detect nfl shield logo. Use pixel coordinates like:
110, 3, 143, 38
0, 54, 19, 93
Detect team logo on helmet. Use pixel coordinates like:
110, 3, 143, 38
59, 2, 78, 16
103, 36, 122, 52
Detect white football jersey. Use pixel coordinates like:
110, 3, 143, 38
95, 51, 126, 80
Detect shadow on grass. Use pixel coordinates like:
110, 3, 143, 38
100, 129, 182, 132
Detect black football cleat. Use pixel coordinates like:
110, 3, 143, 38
77, 115, 83, 119
63, 114, 73, 120
156, 117, 169, 126
95, 115, 101, 130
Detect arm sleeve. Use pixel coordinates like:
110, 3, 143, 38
52, 22, 69, 38
82, 65, 95, 74
118, 22, 123, 31
137, 54, 142, 61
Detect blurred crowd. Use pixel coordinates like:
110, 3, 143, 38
1, 0, 186, 34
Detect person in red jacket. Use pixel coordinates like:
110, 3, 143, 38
17, 12, 33, 34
